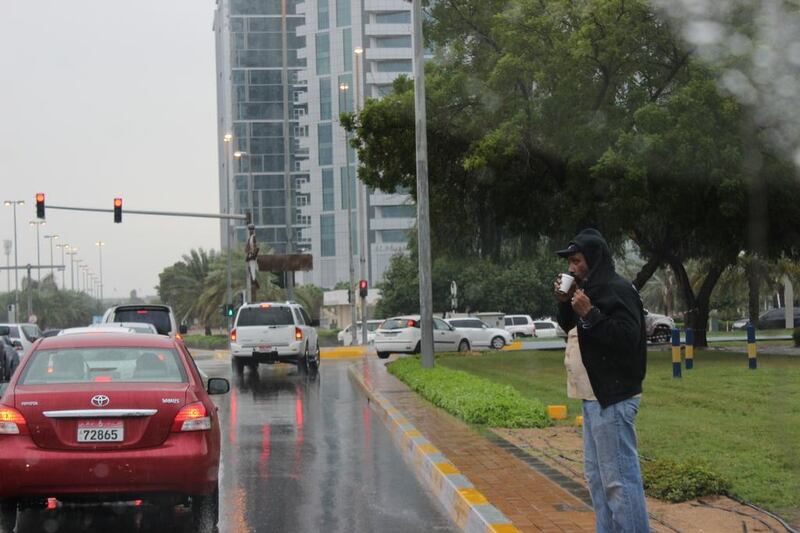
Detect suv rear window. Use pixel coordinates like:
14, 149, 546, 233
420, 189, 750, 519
237, 306, 294, 326
114, 309, 172, 335
381, 318, 418, 330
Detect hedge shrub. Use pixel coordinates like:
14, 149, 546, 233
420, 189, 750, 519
183, 334, 229, 350
642, 458, 731, 502
387, 356, 550, 428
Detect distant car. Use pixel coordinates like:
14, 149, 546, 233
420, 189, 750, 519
445, 318, 512, 350
374, 315, 471, 359
503, 315, 537, 338
644, 309, 675, 344
0, 323, 41, 354
731, 317, 750, 330
230, 301, 320, 374
754, 307, 800, 329
101, 305, 186, 338
0, 332, 230, 531
532, 319, 567, 339
337, 320, 384, 346
94, 322, 158, 335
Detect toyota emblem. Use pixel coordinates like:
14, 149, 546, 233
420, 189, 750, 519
90, 395, 110, 407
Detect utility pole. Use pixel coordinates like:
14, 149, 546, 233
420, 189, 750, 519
355, 46, 369, 346
281, 0, 295, 301
340, 83, 358, 345
223, 132, 234, 328
3, 240, 10, 293
411, 0, 434, 367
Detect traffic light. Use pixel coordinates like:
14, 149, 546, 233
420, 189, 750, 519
226, 304, 235, 317
358, 279, 368, 298
113, 197, 122, 223
35, 193, 45, 219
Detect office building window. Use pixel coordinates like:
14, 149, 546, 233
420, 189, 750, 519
321, 214, 336, 256
381, 229, 409, 243
318, 0, 329, 30
340, 166, 357, 211
322, 168, 334, 211
375, 36, 412, 48
377, 60, 412, 72
319, 77, 331, 120
316, 33, 330, 75
318, 123, 333, 165
381, 205, 416, 218
375, 11, 411, 23
336, 0, 351, 27
342, 28, 352, 71
338, 73, 353, 112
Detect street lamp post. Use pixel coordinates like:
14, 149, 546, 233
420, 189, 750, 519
4, 200, 25, 309
3, 240, 10, 293
56, 243, 68, 288
95, 241, 105, 303
340, 82, 358, 345
354, 46, 370, 346
44, 234, 59, 283
29, 220, 46, 282
223, 133, 234, 327
73, 256, 82, 292
66, 248, 78, 291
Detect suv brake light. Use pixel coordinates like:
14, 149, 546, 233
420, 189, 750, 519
295, 327, 303, 341
230, 328, 237, 342
171, 402, 211, 432
0, 406, 28, 435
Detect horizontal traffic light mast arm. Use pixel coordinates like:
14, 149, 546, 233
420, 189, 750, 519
45, 204, 247, 221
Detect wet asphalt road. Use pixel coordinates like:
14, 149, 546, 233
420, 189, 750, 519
14, 358, 457, 533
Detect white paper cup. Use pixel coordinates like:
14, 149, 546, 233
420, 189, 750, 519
558, 274, 575, 294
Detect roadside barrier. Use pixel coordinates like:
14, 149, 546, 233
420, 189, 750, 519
671, 329, 682, 378
747, 325, 757, 369
684, 328, 694, 369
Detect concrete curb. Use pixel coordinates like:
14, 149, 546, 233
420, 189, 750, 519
348, 363, 521, 533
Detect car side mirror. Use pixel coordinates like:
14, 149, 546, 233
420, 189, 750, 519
179, 324, 188, 335
12, 340, 23, 350
0, 326, 8, 337
207, 377, 230, 395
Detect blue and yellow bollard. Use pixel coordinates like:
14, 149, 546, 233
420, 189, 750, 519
747, 324, 757, 369
671, 328, 682, 378
685, 328, 694, 370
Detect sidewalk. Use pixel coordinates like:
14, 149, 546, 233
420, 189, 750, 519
350, 357, 607, 533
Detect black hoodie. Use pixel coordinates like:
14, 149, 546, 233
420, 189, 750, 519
556, 229, 647, 408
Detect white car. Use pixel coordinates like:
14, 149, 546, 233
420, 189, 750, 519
230, 302, 320, 373
445, 318, 513, 350
503, 315, 537, 338
337, 320, 384, 346
101, 304, 186, 338
0, 323, 41, 354
532, 319, 567, 339
374, 315, 471, 359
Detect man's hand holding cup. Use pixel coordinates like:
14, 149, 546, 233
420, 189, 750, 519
554, 273, 576, 302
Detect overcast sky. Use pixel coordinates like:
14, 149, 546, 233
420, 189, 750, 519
0, 0, 220, 300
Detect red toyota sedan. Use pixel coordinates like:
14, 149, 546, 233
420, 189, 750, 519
0, 332, 229, 531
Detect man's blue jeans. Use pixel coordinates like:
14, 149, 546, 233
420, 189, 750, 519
582, 398, 649, 532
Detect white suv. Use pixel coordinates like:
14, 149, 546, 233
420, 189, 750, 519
503, 315, 537, 338
230, 302, 320, 373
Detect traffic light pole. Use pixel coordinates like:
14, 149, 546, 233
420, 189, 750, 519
43, 204, 247, 221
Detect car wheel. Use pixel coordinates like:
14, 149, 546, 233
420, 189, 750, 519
298, 346, 310, 374
191, 483, 219, 532
0, 499, 17, 533
490, 336, 505, 350
231, 357, 244, 375
458, 339, 470, 352
377, 351, 390, 359
413, 342, 421, 354
309, 343, 321, 373
652, 326, 671, 344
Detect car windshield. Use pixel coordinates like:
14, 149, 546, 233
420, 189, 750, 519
21, 325, 41, 340
237, 306, 294, 326
381, 318, 417, 330
18, 347, 187, 384
367, 322, 380, 332
113, 309, 172, 335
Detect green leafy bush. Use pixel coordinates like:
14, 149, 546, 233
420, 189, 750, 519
387, 357, 550, 428
793, 327, 800, 347
183, 334, 229, 350
642, 458, 731, 502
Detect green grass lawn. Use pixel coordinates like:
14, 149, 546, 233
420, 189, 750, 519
438, 349, 800, 517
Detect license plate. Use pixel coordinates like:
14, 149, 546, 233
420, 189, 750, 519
77, 420, 124, 442
257, 345, 272, 352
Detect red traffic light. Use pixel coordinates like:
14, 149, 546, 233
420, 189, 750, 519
113, 197, 122, 223
35, 193, 45, 219
358, 279, 368, 298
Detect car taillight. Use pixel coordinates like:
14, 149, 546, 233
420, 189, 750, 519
175, 333, 183, 340
230, 329, 237, 342
171, 402, 211, 432
407, 320, 419, 328
0, 406, 28, 435
295, 327, 303, 341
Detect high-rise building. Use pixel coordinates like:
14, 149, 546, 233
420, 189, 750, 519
296, 0, 416, 289
214, 0, 311, 261
215, 0, 416, 289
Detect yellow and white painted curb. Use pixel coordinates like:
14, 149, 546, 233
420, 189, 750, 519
321, 346, 369, 359
349, 364, 521, 533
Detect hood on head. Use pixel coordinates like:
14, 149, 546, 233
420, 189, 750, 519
558, 229, 615, 288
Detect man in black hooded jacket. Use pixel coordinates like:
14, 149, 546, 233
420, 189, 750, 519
555, 229, 649, 532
